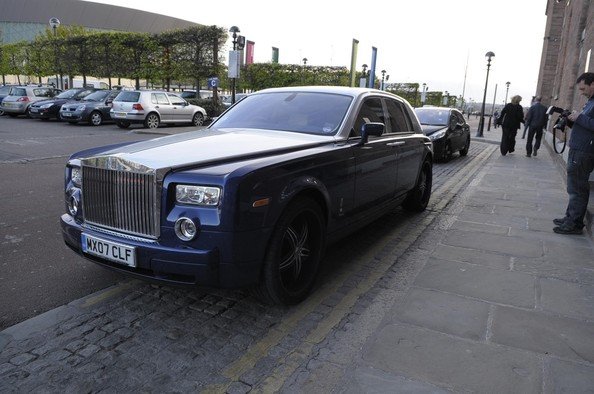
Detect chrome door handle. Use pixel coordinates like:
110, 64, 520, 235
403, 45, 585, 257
386, 141, 405, 146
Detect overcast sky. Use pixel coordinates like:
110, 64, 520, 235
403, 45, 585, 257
85, 0, 548, 107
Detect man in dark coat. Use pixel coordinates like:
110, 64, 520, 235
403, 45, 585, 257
498, 95, 524, 155
554, 72, 594, 234
524, 96, 548, 157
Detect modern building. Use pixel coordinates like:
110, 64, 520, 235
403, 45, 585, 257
0, 0, 199, 44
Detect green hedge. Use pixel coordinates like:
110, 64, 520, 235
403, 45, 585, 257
187, 98, 226, 118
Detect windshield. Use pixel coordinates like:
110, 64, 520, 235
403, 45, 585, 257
213, 92, 352, 135
56, 89, 80, 99
414, 108, 451, 126
83, 91, 109, 102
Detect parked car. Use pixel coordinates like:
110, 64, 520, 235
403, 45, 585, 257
110, 90, 207, 129
61, 86, 432, 305
60, 90, 120, 126
179, 90, 214, 100
29, 88, 98, 121
0, 84, 19, 116
222, 93, 248, 107
0, 86, 59, 117
414, 107, 470, 161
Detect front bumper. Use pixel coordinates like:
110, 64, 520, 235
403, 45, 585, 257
61, 214, 267, 288
60, 110, 85, 122
29, 107, 57, 119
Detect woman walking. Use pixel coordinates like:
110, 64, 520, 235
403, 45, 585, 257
498, 95, 524, 155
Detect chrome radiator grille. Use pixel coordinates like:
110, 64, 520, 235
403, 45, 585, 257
82, 166, 159, 239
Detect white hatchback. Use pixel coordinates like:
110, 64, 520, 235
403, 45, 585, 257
110, 90, 207, 129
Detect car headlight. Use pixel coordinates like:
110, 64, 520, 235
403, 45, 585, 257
428, 129, 447, 141
77, 105, 86, 111
71, 166, 82, 187
176, 185, 221, 206
40, 103, 53, 109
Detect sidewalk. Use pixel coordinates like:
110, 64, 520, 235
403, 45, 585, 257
339, 128, 594, 392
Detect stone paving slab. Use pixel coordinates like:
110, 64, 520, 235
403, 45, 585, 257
389, 287, 489, 341
442, 229, 544, 258
343, 366, 451, 394
414, 258, 536, 308
363, 323, 542, 393
491, 306, 594, 363
545, 358, 594, 394
539, 277, 594, 320
432, 244, 512, 270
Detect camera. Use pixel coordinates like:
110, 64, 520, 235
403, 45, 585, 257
547, 106, 573, 131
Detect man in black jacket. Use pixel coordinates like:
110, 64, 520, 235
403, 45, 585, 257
554, 72, 594, 235
524, 96, 548, 157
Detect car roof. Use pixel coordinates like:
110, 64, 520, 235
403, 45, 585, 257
255, 86, 407, 101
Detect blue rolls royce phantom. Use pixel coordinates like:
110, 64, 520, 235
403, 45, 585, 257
60, 86, 433, 305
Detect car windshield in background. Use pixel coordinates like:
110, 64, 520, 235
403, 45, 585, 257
10, 88, 26, 96
83, 91, 109, 101
214, 92, 352, 135
115, 91, 141, 102
56, 90, 81, 99
415, 108, 449, 126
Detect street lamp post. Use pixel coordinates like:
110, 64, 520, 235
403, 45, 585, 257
302, 57, 308, 84
380, 70, 386, 90
49, 17, 60, 89
229, 26, 240, 104
443, 91, 449, 106
504, 81, 511, 104
477, 51, 495, 137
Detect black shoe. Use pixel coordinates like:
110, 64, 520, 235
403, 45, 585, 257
553, 218, 567, 226
553, 225, 583, 235
526, 153, 531, 157
533, 150, 537, 157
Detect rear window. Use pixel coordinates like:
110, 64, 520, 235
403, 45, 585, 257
10, 88, 26, 96
33, 88, 53, 97
114, 92, 141, 102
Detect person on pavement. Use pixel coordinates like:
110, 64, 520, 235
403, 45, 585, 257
524, 96, 548, 157
498, 95, 524, 156
554, 72, 594, 235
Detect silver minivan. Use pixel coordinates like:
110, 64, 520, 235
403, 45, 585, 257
110, 90, 207, 129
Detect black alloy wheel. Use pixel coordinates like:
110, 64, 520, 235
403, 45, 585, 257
254, 197, 326, 305
402, 159, 432, 212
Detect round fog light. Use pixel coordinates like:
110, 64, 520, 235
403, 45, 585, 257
175, 217, 197, 241
67, 196, 79, 216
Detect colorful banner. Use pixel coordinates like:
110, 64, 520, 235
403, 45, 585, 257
246, 41, 255, 65
272, 47, 279, 63
349, 39, 359, 87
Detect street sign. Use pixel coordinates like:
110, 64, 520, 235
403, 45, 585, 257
208, 77, 219, 88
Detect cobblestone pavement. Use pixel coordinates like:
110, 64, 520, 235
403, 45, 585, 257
0, 142, 495, 393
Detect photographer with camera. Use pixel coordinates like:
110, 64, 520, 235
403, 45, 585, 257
524, 96, 548, 157
554, 72, 594, 235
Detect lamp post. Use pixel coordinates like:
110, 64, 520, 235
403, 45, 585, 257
229, 26, 240, 104
380, 70, 386, 90
49, 17, 60, 89
302, 57, 308, 84
421, 83, 428, 106
443, 91, 449, 106
360, 64, 368, 87
477, 51, 495, 137
504, 81, 510, 104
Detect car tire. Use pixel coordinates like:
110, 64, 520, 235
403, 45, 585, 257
25, 107, 32, 118
402, 159, 432, 212
192, 112, 204, 126
253, 197, 326, 305
442, 141, 452, 162
116, 121, 130, 129
0, 109, 4, 116
459, 136, 470, 156
89, 111, 103, 126
7, 113, 18, 117
144, 113, 160, 129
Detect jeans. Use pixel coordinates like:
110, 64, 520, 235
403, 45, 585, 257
564, 149, 594, 228
525, 127, 543, 156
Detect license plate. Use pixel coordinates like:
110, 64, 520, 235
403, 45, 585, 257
30, 108, 38, 113
81, 233, 136, 267
62, 112, 72, 117
114, 112, 126, 118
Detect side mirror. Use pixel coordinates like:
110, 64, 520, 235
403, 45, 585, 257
358, 122, 384, 146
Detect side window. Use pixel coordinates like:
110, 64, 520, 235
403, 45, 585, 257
352, 98, 385, 137
385, 99, 412, 133
154, 93, 169, 105
167, 93, 185, 106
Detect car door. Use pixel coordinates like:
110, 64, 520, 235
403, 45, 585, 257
101, 91, 119, 118
168, 93, 193, 123
384, 98, 424, 196
152, 92, 172, 122
351, 97, 399, 213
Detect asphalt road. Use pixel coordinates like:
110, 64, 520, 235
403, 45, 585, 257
0, 115, 201, 330
0, 114, 489, 331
